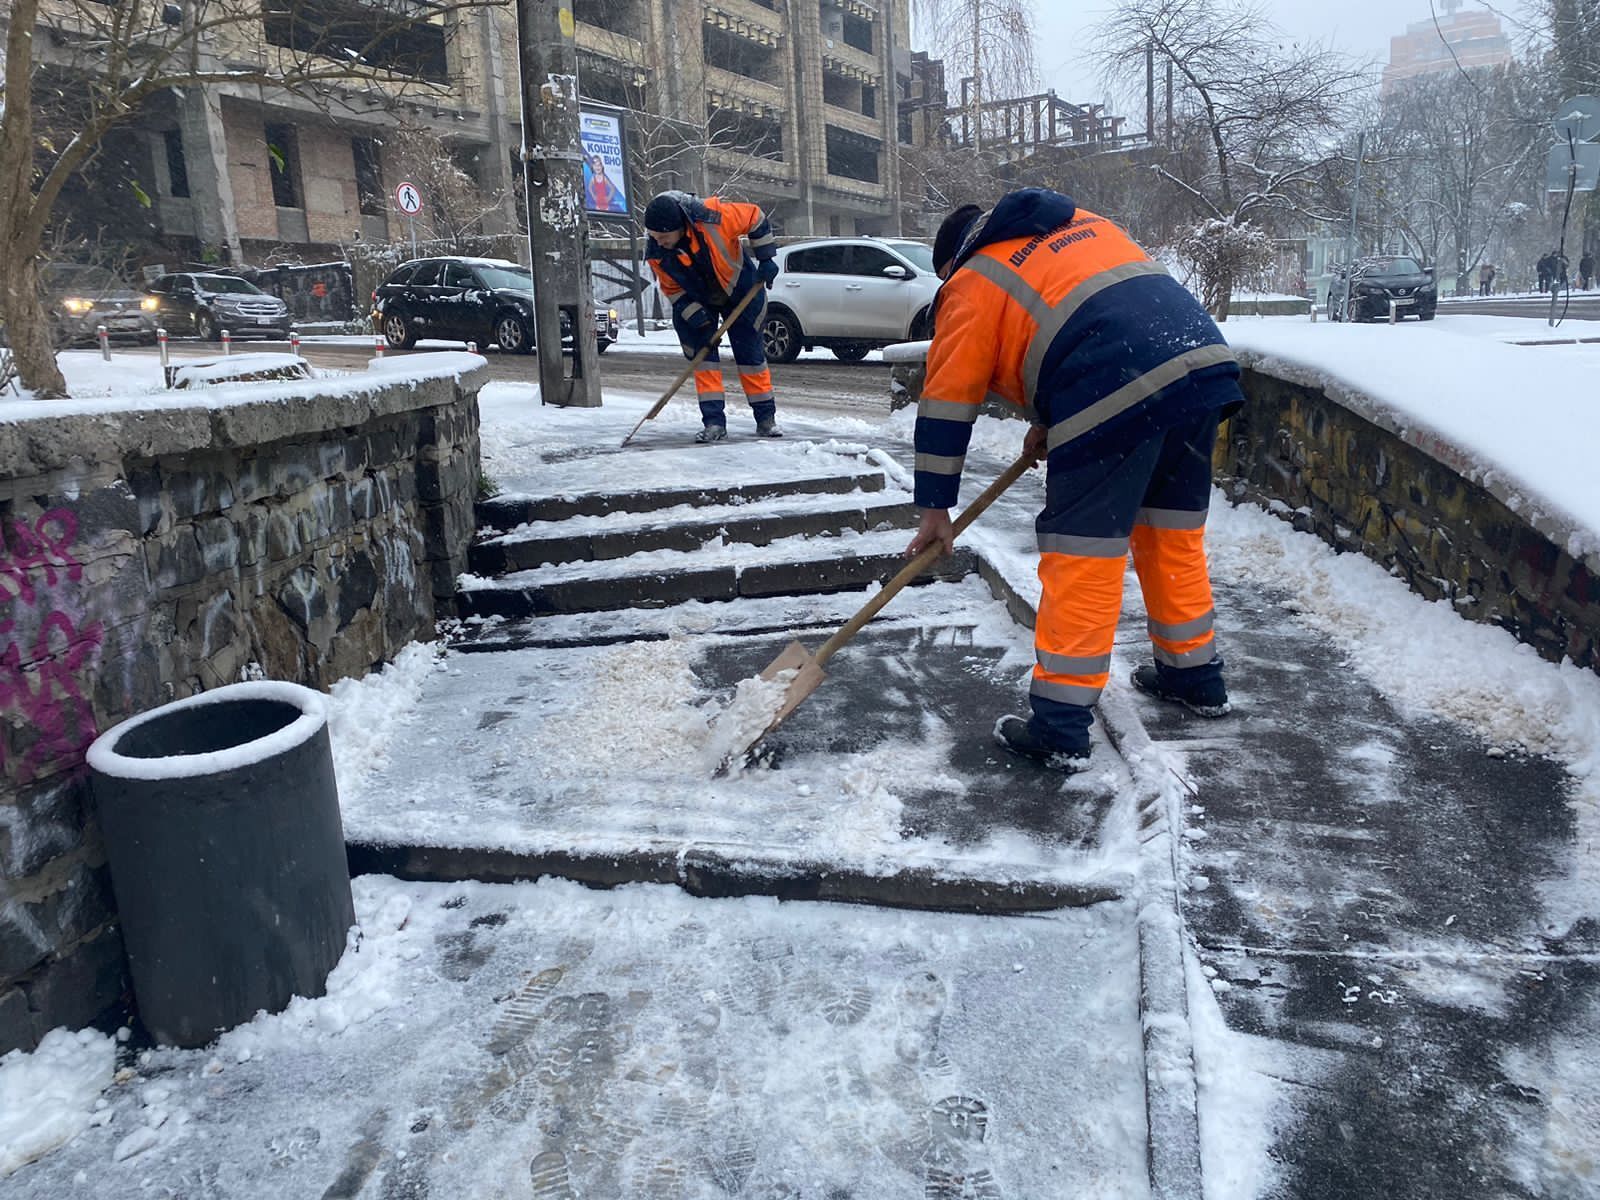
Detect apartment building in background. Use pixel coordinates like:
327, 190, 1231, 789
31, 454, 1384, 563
8, 0, 922, 267
1381, 0, 1512, 95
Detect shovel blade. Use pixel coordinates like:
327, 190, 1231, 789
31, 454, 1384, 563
714, 641, 828, 776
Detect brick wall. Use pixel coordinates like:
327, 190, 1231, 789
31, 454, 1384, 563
0, 361, 486, 1053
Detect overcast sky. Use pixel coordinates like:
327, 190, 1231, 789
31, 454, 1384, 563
1024, 1, 1540, 113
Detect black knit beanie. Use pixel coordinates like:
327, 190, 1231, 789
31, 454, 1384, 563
932, 204, 984, 275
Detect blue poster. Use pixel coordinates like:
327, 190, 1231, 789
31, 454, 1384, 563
580, 111, 629, 216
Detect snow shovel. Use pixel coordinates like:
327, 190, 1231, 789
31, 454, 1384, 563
713, 450, 1037, 776
620, 283, 767, 447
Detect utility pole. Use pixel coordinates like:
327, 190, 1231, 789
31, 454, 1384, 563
516, 0, 601, 407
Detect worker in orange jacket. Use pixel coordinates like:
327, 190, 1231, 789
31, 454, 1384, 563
644, 190, 782, 443
906, 189, 1241, 770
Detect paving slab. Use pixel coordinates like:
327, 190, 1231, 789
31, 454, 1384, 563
1135, 577, 1600, 1199
345, 578, 1136, 912
0, 876, 1151, 1199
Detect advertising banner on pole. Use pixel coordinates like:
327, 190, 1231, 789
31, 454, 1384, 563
580, 110, 630, 216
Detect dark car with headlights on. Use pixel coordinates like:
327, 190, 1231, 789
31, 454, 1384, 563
40, 263, 160, 345
371, 257, 619, 354
1329, 256, 1437, 323
144, 273, 293, 341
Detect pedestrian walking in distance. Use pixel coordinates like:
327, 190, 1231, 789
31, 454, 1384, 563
644, 190, 783, 443
1478, 262, 1496, 297
1580, 252, 1595, 291
906, 188, 1243, 771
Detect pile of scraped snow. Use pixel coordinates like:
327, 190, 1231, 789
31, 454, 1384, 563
169, 353, 312, 388
325, 642, 447, 796
0, 1028, 115, 1178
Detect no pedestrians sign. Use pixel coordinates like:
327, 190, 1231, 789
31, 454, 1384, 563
394, 182, 424, 215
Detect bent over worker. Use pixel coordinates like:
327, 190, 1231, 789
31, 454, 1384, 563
644, 190, 782, 443
906, 188, 1241, 771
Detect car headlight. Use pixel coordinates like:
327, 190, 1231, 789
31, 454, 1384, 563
61, 298, 94, 315
608, 309, 619, 321
141, 297, 160, 311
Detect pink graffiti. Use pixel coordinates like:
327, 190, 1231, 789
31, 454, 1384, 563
0, 509, 102, 783
0, 510, 82, 606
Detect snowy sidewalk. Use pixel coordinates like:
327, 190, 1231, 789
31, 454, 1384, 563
5, 362, 1600, 1198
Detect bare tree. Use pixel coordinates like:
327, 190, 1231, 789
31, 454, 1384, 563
1357, 66, 1549, 293
911, 0, 1038, 154
0, 0, 503, 396
1095, 0, 1370, 316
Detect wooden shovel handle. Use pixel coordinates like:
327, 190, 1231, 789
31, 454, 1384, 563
620, 283, 767, 446
812, 450, 1036, 667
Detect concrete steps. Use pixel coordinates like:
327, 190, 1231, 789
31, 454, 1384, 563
457, 457, 971, 624
470, 492, 916, 574
476, 468, 889, 527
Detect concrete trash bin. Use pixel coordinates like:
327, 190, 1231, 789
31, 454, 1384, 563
86, 681, 355, 1049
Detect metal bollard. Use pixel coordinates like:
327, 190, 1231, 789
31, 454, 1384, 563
157, 328, 169, 368
467, 341, 478, 354
1389, 299, 1399, 325
221, 329, 232, 355
289, 331, 301, 357
1310, 307, 1318, 323
374, 335, 385, 360
97, 325, 111, 361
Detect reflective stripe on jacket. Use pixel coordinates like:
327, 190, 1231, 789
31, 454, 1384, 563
647, 196, 777, 318
913, 207, 1240, 509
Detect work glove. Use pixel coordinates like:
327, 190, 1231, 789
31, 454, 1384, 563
757, 258, 780, 288
683, 305, 716, 339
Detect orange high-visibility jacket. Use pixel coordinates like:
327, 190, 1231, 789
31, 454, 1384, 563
646, 194, 777, 319
914, 190, 1240, 509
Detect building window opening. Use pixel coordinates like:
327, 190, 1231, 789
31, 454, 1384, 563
825, 126, 879, 183
163, 129, 191, 198
573, 0, 642, 35
702, 23, 781, 86
262, 0, 450, 82
353, 137, 384, 216
264, 123, 301, 208
842, 12, 873, 54
708, 108, 784, 161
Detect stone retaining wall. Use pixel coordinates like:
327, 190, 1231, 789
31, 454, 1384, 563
0, 357, 487, 1053
1221, 366, 1598, 672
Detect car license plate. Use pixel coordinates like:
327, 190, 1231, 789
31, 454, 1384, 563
257, 317, 274, 324
1393, 297, 1414, 305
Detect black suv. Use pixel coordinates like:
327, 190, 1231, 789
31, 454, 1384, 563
145, 272, 293, 340
371, 257, 619, 354
1328, 256, 1437, 323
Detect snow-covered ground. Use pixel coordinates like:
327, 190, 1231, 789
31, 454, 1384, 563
5, 325, 1600, 1196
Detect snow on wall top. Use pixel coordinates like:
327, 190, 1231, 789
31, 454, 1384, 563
0, 351, 489, 478
1222, 322, 1600, 570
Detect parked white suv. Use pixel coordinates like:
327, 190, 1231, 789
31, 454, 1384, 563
763, 238, 940, 363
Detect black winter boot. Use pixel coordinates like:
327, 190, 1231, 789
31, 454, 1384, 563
1130, 664, 1231, 717
755, 418, 784, 438
992, 715, 1092, 772
695, 424, 728, 444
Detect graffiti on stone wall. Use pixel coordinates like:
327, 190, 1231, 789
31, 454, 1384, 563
0, 509, 105, 784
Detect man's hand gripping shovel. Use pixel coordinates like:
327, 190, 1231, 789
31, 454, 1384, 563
712, 447, 1039, 776
620, 284, 766, 448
